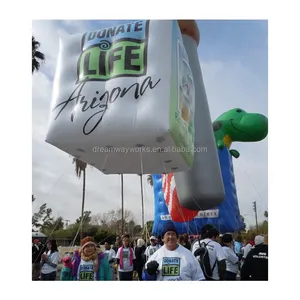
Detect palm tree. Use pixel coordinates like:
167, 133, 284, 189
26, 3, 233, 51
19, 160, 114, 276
32, 36, 45, 73
147, 175, 153, 187
139, 174, 145, 228
73, 157, 87, 240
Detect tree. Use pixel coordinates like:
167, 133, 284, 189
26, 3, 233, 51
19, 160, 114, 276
32, 36, 45, 73
54, 216, 65, 231
264, 211, 268, 220
32, 203, 54, 230
94, 229, 116, 245
248, 220, 268, 235
240, 215, 246, 231
76, 211, 92, 226
127, 220, 142, 238
147, 175, 153, 187
40, 216, 65, 234
90, 213, 109, 227
86, 226, 99, 238
73, 157, 87, 240
91, 209, 136, 236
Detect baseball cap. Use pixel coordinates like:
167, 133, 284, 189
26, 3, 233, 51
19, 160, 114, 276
254, 235, 264, 246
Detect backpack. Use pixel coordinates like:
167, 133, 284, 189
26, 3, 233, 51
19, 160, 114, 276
194, 240, 217, 280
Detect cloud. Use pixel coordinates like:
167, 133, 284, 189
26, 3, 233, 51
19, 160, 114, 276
32, 20, 267, 229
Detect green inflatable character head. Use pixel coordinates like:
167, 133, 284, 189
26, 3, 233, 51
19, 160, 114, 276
213, 108, 268, 159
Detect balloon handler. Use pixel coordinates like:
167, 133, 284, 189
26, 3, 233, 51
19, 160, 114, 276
60, 255, 73, 280
72, 236, 111, 281
142, 222, 205, 281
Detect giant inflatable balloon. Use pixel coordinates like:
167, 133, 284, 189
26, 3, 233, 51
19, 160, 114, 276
212, 108, 268, 159
177, 108, 268, 210
152, 147, 245, 236
46, 20, 196, 174
173, 22, 225, 212
152, 106, 268, 235
162, 173, 198, 222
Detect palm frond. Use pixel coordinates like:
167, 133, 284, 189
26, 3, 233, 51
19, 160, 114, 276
72, 157, 87, 179
34, 51, 45, 60
32, 59, 40, 73
32, 36, 45, 73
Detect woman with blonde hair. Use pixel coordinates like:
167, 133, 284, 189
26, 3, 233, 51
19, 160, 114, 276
134, 238, 146, 281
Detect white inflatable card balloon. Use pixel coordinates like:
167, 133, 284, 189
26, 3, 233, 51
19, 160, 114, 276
46, 20, 195, 174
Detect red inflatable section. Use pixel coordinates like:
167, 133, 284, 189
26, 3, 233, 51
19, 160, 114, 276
162, 173, 198, 222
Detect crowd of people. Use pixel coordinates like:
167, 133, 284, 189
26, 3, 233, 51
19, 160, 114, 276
32, 222, 268, 281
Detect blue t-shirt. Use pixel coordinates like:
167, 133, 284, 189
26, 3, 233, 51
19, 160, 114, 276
77, 260, 97, 281
234, 241, 242, 254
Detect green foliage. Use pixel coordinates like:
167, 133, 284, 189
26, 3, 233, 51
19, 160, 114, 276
94, 229, 116, 245
240, 215, 246, 231
76, 211, 91, 225
32, 203, 54, 230
40, 216, 65, 235
240, 220, 268, 241
248, 220, 268, 235
86, 226, 98, 237
32, 205, 142, 245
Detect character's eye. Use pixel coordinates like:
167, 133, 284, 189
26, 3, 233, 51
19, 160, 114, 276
236, 109, 242, 113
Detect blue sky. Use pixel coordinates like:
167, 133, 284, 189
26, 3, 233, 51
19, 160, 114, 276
32, 20, 268, 229
196, 20, 267, 69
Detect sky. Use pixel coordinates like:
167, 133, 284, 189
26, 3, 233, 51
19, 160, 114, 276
32, 19, 268, 229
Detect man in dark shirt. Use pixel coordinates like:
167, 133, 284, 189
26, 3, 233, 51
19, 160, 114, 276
241, 235, 268, 281
182, 233, 191, 250
32, 239, 43, 280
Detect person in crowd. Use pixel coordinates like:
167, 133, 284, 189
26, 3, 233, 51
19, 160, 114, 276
104, 242, 116, 281
72, 236, 110, 281
182, 233, 191, 250
178, 235, 185, 246
143, 222, 205, 281
234, 235, 243, 261
115, 234, 136, 281
60, 254, 73, 280
157, 236, 164, 246
40, 239, 60, 281
32, 239, 42, 280
192, 224, 226, 280
216, 234, 223, 245
145, 236, 161, 261
242, 237, 254, 261
221, 233, 239, 280
134, 238, 146, 281
189, 235, 195, 245
130, 240, 135, 249
112, 238, 122, 280
112, 237, 122, 253
241, 235, 268, 281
